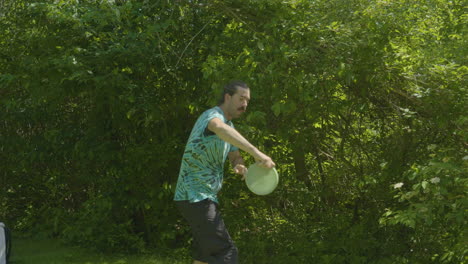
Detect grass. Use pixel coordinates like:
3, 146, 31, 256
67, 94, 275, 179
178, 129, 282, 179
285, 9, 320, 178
9, 237, 190, 264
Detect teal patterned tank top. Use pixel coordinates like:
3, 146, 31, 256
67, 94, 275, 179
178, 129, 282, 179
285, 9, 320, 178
174, 106, 238, 203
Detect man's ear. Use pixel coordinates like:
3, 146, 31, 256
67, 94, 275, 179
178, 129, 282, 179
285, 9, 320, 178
224, 93, 231, 103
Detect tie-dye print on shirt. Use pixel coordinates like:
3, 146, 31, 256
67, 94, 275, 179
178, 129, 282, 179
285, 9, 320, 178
174, 106, 238, 203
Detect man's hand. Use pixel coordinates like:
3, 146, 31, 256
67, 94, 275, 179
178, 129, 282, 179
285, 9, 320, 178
233, 164, 248, 180
255, 152, 276, 169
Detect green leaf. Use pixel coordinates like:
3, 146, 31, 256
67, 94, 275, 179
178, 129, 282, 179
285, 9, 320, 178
272, 102, 282, 117
257, 41, 265, 51
421, 181, 428, 189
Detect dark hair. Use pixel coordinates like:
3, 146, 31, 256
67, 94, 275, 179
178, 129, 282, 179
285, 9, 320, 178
217, 81, 249, 105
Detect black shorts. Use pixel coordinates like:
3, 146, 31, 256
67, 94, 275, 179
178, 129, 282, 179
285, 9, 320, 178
176, 199, 238, 264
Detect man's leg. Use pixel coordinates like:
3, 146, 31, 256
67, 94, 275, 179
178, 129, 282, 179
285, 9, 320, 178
176, 199, 238, 264
193, 200, 238, 263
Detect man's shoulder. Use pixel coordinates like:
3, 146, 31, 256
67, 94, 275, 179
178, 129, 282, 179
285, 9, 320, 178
199, 106, 224, 121
204, 106, 222, 115
189, 107, 223, 135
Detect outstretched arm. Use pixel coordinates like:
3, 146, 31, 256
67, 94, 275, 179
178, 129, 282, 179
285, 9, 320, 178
208, 117, 275, 168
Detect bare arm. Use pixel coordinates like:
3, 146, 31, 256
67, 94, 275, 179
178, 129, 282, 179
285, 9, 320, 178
208, 118, 275, 168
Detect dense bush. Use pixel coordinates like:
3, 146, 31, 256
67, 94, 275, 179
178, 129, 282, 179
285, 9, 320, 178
1, 0, 466, 262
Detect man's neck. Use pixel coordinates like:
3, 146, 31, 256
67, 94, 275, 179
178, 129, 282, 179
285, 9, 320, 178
218, 104, 232, 121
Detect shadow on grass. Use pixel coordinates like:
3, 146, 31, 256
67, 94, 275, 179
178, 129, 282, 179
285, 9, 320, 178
10, 237, 189, 264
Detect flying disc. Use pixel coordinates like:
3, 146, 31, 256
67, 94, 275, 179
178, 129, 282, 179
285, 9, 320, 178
245, 163, 279, 195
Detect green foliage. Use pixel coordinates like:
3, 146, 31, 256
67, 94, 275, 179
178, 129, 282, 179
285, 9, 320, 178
1, 0, 465, 262
11, 237, 189, 264
381, 146, 467, 263
1, 0, 197, 252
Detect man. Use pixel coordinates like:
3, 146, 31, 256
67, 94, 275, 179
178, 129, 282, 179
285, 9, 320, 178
174, 81, 275, 264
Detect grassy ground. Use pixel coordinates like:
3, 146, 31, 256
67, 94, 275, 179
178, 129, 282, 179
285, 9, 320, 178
9, 237, 189, 264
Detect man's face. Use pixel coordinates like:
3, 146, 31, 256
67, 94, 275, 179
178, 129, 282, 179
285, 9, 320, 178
226, 87, 250, 120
